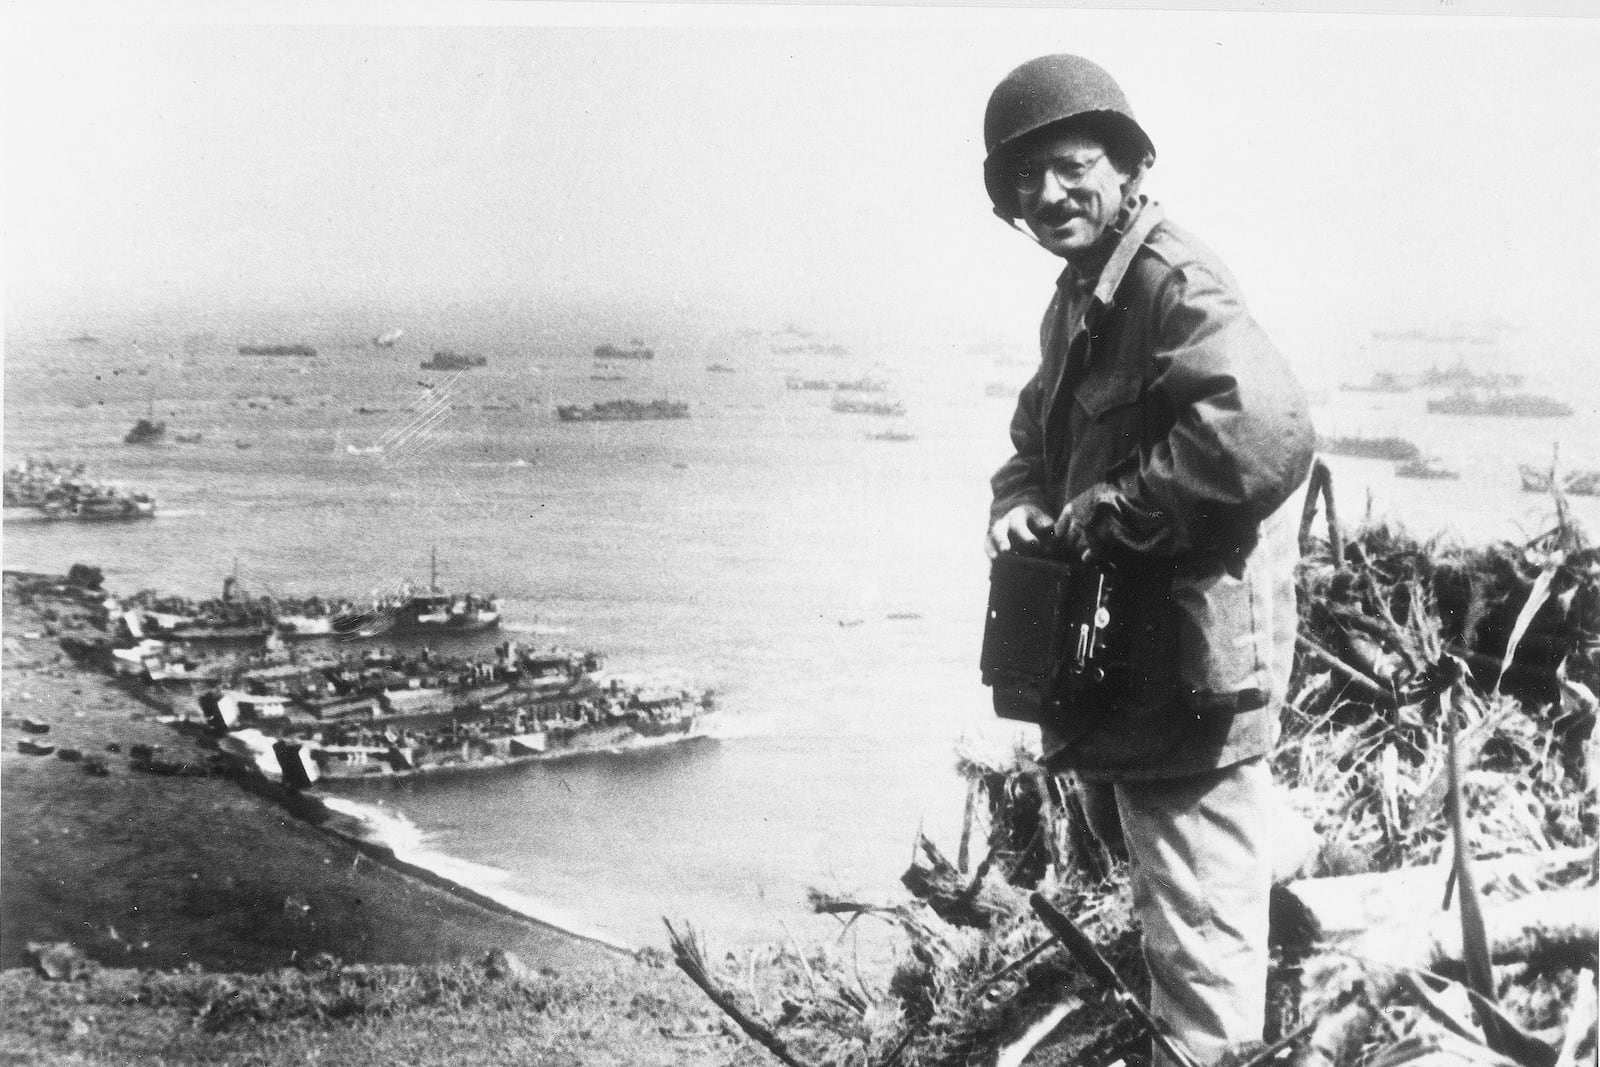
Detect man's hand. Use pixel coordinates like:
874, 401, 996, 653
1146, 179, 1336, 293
986, 504, 1054, 560
1051, 507, 1095, 565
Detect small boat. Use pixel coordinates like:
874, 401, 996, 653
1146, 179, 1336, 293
1317, 435, 1420, 462
373, 328, 405, 348
18, 740, 56, 756
1394, 458, 1459, 480
1520, 465, 1600, 497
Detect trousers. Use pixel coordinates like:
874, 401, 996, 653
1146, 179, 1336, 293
1076, 758, 1274, 1067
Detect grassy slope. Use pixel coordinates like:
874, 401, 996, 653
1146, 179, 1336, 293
0, 961, 765, 1066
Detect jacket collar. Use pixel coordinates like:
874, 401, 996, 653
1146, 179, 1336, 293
1056, 197, 1163, 308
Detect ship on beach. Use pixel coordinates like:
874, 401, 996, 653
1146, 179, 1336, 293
1316, 434, 1421, 462
209, 645, 713, 789
238, 344, 317, 357
332, 550, 501, 637
421, 349, 487, 370
556, 399, 689, 422
1427, 391, 1573, 417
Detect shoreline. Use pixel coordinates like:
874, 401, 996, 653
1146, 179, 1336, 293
0, 569, 625, 975
229, 768, 641, 957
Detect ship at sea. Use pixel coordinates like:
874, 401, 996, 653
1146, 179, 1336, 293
1426, 391, 1574, 418
1316, 434, 1421, 461
4, 459, 157, 520
238, 344, 317, 357
556, 399, 689, 422
124, 418, 167, 445
422, 349, 487, 370
421, 349, 487, 370
593, 340, 654, 361
831, 397, 905, 416
372, 328, 405, 348
1340, 372, 1413, 394
1418, 359, 1524, 391
1394, 457, 1459, 481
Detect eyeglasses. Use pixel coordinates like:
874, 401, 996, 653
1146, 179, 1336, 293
1010, 153, 1107, 195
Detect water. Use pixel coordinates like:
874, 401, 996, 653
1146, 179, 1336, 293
6, 313, 1599, 955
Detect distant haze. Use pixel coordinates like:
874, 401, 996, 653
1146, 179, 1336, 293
5, 6, 1599, 374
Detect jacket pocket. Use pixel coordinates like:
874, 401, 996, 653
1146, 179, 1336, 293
1171, 566, 1267, 702
1074, 372, 1142, 419
1071, 373, 1144, 478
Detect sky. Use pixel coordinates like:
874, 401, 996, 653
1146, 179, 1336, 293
4, 2, 1599, 361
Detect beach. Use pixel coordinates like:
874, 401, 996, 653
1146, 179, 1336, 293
2, 568, 778, 1064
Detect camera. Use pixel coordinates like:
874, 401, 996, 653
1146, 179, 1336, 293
980, 551, 1118, 724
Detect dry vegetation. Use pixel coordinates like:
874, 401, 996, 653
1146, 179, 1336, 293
669, 479, 1599, 1067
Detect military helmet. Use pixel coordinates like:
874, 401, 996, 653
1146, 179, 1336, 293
983, 54, 1156, 220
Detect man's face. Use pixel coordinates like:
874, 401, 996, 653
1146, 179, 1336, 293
1013, 131, 1132, 262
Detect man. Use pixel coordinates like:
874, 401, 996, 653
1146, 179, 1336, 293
981, 55, 1314, 1067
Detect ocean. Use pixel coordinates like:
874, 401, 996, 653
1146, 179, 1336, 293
6, 311, 1598, 957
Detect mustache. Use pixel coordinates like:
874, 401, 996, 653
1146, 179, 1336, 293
1033, 203, 1081, 226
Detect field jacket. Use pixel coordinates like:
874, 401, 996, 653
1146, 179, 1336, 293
990, 200, 1314, 780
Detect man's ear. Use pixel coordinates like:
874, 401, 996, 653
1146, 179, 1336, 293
1120, 152, 1153, 195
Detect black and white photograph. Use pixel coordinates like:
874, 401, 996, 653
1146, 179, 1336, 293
3, 2, 1597, 1065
